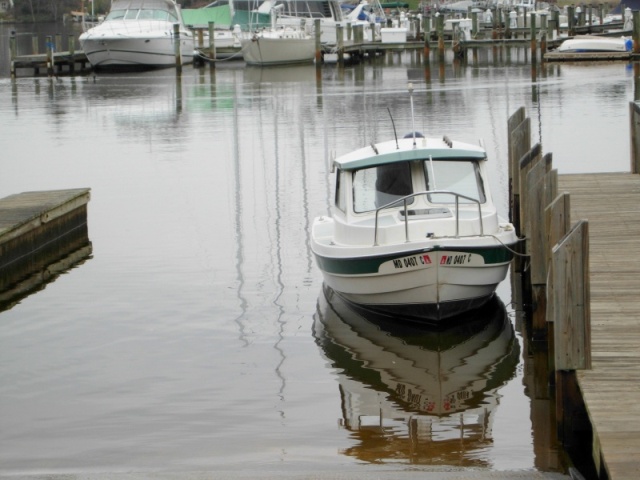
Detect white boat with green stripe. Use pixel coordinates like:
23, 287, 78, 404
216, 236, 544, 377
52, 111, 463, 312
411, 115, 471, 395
311, 92, 518, 323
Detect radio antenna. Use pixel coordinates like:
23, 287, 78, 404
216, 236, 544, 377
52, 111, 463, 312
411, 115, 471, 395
387, 107, 399, 150
408, 83, 416, 147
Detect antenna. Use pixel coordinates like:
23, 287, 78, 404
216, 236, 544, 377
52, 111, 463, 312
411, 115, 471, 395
387, 107, 399, 150
408, 83, 416, 147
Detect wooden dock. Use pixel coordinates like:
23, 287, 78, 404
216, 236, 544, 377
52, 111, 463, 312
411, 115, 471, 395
558, 172, 640, 479
509, 103, 640, 479
0, 189, 92, 307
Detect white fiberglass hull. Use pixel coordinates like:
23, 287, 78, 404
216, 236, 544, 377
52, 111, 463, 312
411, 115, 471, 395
80, 22, 194, 68
240, 34, 315, 66
557, 35, 631, 53
312, 220, 517, 322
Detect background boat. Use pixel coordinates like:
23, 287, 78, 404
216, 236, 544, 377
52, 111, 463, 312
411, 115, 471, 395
79, 0, 195, 69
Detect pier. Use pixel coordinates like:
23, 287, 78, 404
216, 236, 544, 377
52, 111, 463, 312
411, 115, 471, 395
510, 105, 640, 480
0, 189, 92, 309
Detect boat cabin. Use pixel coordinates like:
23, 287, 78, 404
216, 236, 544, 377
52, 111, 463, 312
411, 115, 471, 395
331, 134, 497, 245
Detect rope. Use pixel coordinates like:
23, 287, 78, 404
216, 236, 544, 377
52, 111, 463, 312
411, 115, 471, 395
488, 234, 530, 258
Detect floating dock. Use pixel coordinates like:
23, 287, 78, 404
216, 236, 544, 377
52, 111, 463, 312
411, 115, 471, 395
0, 189, 92, 308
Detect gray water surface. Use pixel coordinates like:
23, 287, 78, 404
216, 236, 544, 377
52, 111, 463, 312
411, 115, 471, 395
0, 28, 634, 476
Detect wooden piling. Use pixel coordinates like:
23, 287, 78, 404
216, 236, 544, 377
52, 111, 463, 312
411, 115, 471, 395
173, 23, 182, 72
205, 22, 215, 64
46, 35, 54, 76
315, 19, 322, 65
337, 24, 345, 65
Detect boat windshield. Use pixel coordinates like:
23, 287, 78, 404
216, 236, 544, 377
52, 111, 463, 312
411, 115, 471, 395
273, 0, 337, 19
352, 162, 414, 213
423, 160, 486, 204
106, 8, 177, 22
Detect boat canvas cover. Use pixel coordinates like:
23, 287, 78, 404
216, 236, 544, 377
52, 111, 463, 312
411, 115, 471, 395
110, 0, 180, 10
182, 6, 232, 27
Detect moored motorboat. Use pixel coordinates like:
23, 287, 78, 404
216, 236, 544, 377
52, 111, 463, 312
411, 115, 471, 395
556, 34, 632, 53
240, 25, 315, 66
79, 0, 195, 70
310, 85, 519, 323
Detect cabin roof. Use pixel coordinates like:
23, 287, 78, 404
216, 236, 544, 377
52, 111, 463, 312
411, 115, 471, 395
334, 136, 487, 171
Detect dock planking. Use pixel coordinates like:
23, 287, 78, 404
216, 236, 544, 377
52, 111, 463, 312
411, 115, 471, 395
558, 172, 640, 479
0, 189, 91, 297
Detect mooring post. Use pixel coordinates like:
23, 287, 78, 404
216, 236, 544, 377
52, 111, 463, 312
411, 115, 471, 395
423, 16, 431, 62
10, 32, 17, 77
530, 13, 537, 63
46, 35, 54, 76
315, 19, 322, 66
437, 14, 445, 61
173, 23, 182, 72
369, 21, 376, 42
567, 6, 575, 36
471, 11, 478, 37
32, 35, 38, 54
208, 22, 216, 63
337, 24, 345, 65
69, 35, 75, 74
630, 101, 640, 172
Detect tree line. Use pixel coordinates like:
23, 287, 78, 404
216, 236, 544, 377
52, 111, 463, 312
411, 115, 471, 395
10, 0, 208, 22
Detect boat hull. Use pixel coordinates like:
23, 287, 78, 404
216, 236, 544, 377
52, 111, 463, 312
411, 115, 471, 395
240, 35, 315, 66
80, 24, 194, 68
557, 35, 631, 53
312, 243, 514, 323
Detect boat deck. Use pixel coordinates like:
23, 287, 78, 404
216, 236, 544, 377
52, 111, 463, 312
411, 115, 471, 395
558, 172, 640, 479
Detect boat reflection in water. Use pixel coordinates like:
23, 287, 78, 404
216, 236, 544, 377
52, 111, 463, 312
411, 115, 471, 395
313, 285, 520, 465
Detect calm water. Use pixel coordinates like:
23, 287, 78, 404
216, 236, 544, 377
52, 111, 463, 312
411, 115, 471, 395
0, 21, 635, 477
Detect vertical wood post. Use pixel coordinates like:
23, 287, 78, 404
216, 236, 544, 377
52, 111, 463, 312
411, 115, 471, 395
507, 108, 530, 233
10, 32, 17, 77
631, 102, 640, 173
545, 191, 571, 347
315, 19, 322, 65
423, 17, 431, 61
68, 35, 75, 74
208, 22, 216, 63
437, 14, 445, 61
519, 143, 542, 239
173, 23, 182, 72
552, 220, 591, 371
567, 6, 575, 36
525, 151, 552, 339
337, 24, 345, 65
32, 35, 39, 54
530, 13, 537, 63
46, 35, 54, 76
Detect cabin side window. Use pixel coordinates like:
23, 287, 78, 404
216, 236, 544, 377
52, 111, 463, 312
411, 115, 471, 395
352, 162, 414, 213
334, 169, 346, 213
423, 159, 486, 204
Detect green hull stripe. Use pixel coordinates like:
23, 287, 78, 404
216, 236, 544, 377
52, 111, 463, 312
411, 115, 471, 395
314, 246, 513, 275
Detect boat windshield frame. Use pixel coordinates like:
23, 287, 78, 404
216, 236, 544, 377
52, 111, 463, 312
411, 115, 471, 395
348, 158, 486, 214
